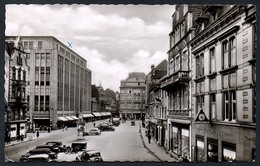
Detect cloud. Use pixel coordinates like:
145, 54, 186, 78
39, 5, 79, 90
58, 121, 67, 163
5, 4, 173, 91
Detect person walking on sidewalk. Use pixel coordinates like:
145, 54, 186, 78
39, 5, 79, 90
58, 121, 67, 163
93, 122, 96, 127
36, 130, 39, 138
148, 133, 151, 144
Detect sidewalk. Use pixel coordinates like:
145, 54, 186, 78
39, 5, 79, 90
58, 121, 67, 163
4, 129, 61, 148
138, 122, 181, 162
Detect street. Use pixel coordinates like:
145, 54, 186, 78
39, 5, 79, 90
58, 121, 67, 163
5, 119, 160, 162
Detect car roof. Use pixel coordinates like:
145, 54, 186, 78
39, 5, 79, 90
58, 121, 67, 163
36, 145, 53, 147
28, 154, 49, 158
30, 148, 51, 152
46, 141, 62, 144
83, 150, 100, 154
72, 141, 88, 144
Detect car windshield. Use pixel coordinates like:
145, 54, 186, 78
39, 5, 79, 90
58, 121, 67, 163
90, 153, 100, 157
90, 129, 97, 131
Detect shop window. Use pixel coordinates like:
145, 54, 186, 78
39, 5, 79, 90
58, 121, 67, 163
222, 142, 236, 162
172, 126, 178, 154
207, 138, 218, 162
196, 135, 205, 162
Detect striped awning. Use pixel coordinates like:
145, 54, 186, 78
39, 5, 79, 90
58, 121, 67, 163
106, 112, 112, 115
71, 116, 79, 120
92, 112, 102, 117
57, 117, 68, 121
33, 115, 49, 120
65, 116, 74, 121
82, 114, 94, 118
100, 112, 107, 116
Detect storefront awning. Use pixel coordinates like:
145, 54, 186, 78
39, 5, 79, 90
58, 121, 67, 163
57, 117, 68, 121
65, 116, 74, 121
100, 112, 107, 116
71, 116, 79, 120
33, 115, 49, 120
82, 114, 94, 118
106, 112, 111, 115
92, 112, 102, 117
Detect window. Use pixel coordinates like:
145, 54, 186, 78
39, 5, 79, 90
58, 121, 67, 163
210, 48, 215, 73
29, 41, 33, 49
24, 41, 28, 49
210, 94, 216, 120
175, 55, 180, 71
223, 91, 236, 122
222, 37, 236, 69
12, 67, 16, 80
26, 53, 30, 59
40, 96, 44, 111
222, 72, 236, 89
41, 53, 45, 60
23, 70, 26, 81
38, 41, 42, 49
196, 81, 204, 94
34, 96, 39, 111
35, 53, 40, 59
196, 53, 204, 77
17, 68, 21, 80
46, 67, 50, 86
210, 78, 216, 91
197, 95, 204, 114
222, 142, 236, 162
182, 51, 188, 70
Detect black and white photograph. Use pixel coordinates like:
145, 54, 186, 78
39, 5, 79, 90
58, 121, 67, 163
3, 3, 257, 163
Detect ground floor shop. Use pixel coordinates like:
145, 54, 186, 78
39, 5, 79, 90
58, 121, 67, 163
191, 123, 256, 162
167, 119, 191, 161
8, 121, 27, 141
147, 118, 167, 148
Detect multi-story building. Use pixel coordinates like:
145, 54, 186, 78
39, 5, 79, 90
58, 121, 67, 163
5, 36, 92, 130
4, 36, 29, 140
145, 60, 167, 148
160, 5, 204, 160
190, 5, 256, 162
119, 72, 146, 120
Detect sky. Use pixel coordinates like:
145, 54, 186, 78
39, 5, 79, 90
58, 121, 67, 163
5, 4, 175, 92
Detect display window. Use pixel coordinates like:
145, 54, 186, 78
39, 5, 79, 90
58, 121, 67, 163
222, 142, 236, 162
207, 138, 218, 162
196, 135, 205, 162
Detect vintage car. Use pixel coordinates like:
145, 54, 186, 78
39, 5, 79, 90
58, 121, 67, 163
64, 141, 88, 154
20, 148, 57, 162
84, 128, 101, 136
75, 150, 103, 162
112, 118, 121, 126
26, 154, 52, 162
98, 124, 115, 131
35, 144, 60, 153
45, 141, 67, 152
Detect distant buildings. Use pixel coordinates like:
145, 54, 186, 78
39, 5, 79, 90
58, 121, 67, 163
5, 36, 92, 130
119, 72, 146, 120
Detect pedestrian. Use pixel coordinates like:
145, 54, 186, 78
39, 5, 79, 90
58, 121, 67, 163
148, 134, 151, 144
36, 130, 39, 138
48, 127, 50, 133
16, 134, 20, 142
20, 134, 24, 141
93, 122, 96, 127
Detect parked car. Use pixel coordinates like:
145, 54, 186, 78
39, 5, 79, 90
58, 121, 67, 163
84, 128, 101, 136
35, 144, 60, 153
45, 141, 67, 152
64, 141, 88, 154
98, 124, 115, 131
20, 148, 57, 162
26, 154, 52, 162
75, 150, 103, 162
96, 122, 112, 128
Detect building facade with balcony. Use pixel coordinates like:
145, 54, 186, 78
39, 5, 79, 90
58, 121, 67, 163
160, 5, 204, 160
5, 36, 92, 130
145, 60, 167, 148
119, 72, 146, 120
5, 36, 29, 140
190, 5, 256, 162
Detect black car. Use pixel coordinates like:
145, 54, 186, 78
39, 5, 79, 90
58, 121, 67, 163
35, 144, 59, 153
45, 141, 67, 152
65, 141, 88, 153
20, 148, 57, 162
75, 150, 103, 162
98, 124, 115, 131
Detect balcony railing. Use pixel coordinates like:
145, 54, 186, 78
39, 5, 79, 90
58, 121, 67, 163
168, 109, 191, 117
161, 71, 190, 88
11, 80, 27, 86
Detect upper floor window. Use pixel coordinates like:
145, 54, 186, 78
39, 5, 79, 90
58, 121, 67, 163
38, 41, 42, 49
210, 47, 216, 74
222, 37, 236, 69
24, 41, 28, 49
29, 41, 33, 49
222, 72, 236, 89
196, 53, 204, 78
210, 94, 216, 120
224, 91, 236, 122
